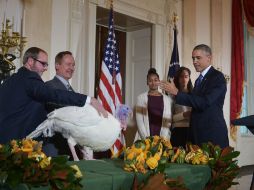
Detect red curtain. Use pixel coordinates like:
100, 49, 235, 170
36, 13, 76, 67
230, 0, 244, 140
242, 0, 254, 27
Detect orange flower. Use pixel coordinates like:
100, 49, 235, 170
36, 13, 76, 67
127, 151, 136, 160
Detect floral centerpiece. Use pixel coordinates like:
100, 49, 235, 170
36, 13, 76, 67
123, 136, 173, 174
0, 139, 82, 190
124, 137, 240, 190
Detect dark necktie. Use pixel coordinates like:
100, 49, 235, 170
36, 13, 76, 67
195, 74, 203, 88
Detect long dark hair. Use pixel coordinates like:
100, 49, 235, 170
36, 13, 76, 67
173, 67, 193, 93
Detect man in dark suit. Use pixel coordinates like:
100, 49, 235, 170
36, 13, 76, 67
160, 44, 229, 148
0, 47, 107, 153
45, 51, 87, 159
231, 116, 254, 190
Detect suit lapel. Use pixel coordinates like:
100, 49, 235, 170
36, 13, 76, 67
53, 76, 69, 91
200, 66, 215, 87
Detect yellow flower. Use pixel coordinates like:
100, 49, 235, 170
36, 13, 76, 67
132, 147, 143, 154
39, 157, 51, 169
124, 166, 133, 172
71, 165, 83, 178
21, 147, 33, 153
146, 157, 158, 170
10, 140, 18, 147
127, 151, 136, 160
28, 151, 46, 161
0, 144, 2, 149
136, 152, 146, 163
142, 151, 149, 160
163, 150, 170, 157
136, 162, 147, 173
154, 153, 161, 161
10, 140, 20, 153
158, 143, 163, 155
152, 136, 160, 145
162, 138, 172, 149
144, 139, 151, 151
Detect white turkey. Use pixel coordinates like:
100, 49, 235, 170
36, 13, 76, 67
27, 104, 132, 161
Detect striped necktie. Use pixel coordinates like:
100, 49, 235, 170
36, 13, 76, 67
67, 84, 73, 91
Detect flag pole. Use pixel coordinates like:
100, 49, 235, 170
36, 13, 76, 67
109, 0, 116, 85
110, 0, 113, 8
167, 12, 180, 81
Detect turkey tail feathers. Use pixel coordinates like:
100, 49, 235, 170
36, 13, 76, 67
26, 119, 54, 139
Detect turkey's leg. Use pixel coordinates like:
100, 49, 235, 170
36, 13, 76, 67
68, 143, 79, 161
81, 146, 94, 160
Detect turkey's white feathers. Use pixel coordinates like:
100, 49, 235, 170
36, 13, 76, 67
27, 104, 121, 151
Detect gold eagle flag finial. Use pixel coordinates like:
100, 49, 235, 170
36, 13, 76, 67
172, 12, 179, 29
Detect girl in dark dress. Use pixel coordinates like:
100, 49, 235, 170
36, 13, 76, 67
170, 67, 193, 147
134, 68, 173, 142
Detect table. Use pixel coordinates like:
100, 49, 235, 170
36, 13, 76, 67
34, 159, 211, 190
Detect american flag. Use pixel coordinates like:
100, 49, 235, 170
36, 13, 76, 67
167, 25, 180, 80
97, 7, 124, 157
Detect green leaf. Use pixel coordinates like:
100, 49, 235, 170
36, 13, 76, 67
0, 171, 8, 185
155, 163, 165, 173
220, 151, 240, 161
150, 142, 160, 156
201, 143, 211, 156
159, 157, 167, 165
13, 184, 30, 190
51, 155, 69, 165
53, 179, 65, 189
67, 172, 76, 183
213, 145, 222, 160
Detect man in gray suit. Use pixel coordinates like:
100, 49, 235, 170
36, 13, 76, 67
45, 51, 83, 159
46, 51, 75, 92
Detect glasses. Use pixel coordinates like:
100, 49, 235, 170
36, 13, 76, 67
32, 58, 48, 67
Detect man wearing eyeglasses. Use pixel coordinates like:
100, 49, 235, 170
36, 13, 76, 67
0, 47, 107, 153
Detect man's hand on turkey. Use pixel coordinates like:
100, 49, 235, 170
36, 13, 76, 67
90, 97, 108, 118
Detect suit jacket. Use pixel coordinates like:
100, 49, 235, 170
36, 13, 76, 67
45, 76, 71, 112
0, 67, 87, 144
175, 66, 229, 148
45, 76, 69, 91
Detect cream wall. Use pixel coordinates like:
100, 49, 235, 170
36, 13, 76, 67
23, 0, 52, 81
